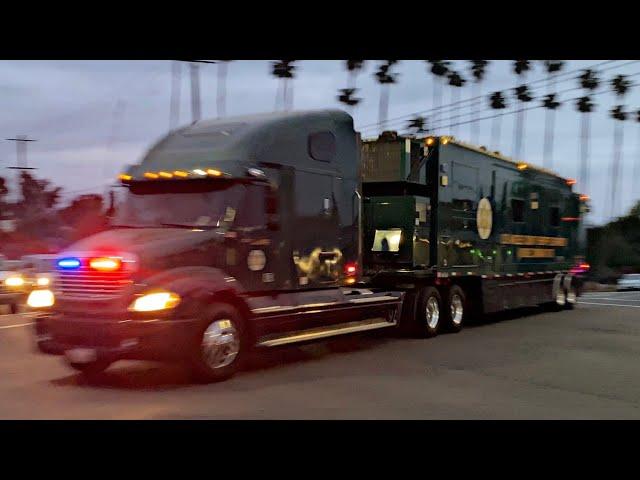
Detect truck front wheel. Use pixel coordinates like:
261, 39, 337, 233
190, 303, 247, 383
443, 285, 466, 333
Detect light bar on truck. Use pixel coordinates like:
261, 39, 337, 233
57, 257, 81, 269
89, 257, 122, 272
118, 168, 229, 183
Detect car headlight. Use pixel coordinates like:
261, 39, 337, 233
5, 276, 25, 287
27, 289, 55, 308
128, 291, 181, 312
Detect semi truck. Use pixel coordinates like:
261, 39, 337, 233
29, 110, 586, 382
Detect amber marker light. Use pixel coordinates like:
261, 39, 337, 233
207, 169, 223, 177
425, 137, 436, 146
89, 257, 122, 272
566, 178, 577, 186
517, 163, 528, 171
173, 170, 189, 178
118, 173, 132, 181
144, 172, 159, 179
158, 171, 173, 179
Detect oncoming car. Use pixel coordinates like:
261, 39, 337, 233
617, 274, 640, 291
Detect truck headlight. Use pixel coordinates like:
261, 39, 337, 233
5, 275, 25, 287
129, 291, 181, 312
27, 289, 55, 308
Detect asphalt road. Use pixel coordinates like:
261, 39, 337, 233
1, 291, 639, 419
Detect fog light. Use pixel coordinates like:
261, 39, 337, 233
27, 289, 55, 308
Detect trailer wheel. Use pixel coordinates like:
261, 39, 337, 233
444, 285, 466, 333
189, 303, 247, 383
565, 276, 578, 310
415, 287, 442, 338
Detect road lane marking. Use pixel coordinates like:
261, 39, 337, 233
579, 301, 640, 308
577, 297, 640, 302
0, 322, 35, 330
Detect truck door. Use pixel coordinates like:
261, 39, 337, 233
291, 170, 342, 288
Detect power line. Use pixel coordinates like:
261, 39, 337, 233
356, 60, 638, 133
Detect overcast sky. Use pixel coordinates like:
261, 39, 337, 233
2, 60, 640, 225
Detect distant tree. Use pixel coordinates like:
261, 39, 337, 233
58, 194, 109, 243
338, 60, 365, 112
609, 74, 632, 218
217, 60, 232, 118
406, 116, 428, 135
374, 60, 399, 131
468, 60, 489, 144
576, 69, 600, 197
427, 60, 451, 135
488, 91, 508, 151
446, 70, 466, 136
541, 60, 564, 169
271, 60, 297, 111
512, 60, 533, 159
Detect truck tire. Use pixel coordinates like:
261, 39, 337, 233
189, 303, 247, 383
443, 285, 466, 333
565, 276, 577, 310
414, 287, 442, 338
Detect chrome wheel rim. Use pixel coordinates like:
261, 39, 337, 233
426, 296, 440, 329
567, 287, 577, 304
556, 290, 566, 306
201, 318, 240, 370
450, 294, 464, 325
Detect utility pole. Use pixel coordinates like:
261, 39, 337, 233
6, 135, 37, 170
189, 62, 201, 123
169, 61, 182, 130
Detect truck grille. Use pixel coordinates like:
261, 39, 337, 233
55, 267, 133, 300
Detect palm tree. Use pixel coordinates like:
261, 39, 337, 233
576, 69, 600, 195
609, 74, 632, 218
169, 61, 181, 130
512, 60, 532, 159
427, 60, 451, 135
338, 60, 365, 112
447, 71, 466, 137
346, 60, 365, 90
271, 60, 296, 111
216, 60, 232, 118
575, 95, 595, 195
375, 60, 399, 131
489, 91, 508, 151
469, 60, 489, 144
542, 61, 564, 169
407, 116, 428, 135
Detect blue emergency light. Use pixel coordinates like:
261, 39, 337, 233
57, 257, 81, 269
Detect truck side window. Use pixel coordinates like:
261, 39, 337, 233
511, 199, 525, 222
308, 132, 336, 162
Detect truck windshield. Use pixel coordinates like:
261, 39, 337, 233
113, 179, 266, 230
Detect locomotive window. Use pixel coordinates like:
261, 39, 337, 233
511, 199, 525, 222
550, 207, 560, 227
308, 131, 336, 162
